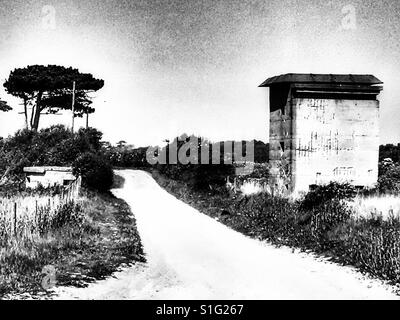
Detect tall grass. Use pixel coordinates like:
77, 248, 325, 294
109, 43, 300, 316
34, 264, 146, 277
0, 182, 89, 296
0, 185, 145, 297
338, 215, 400, 281
0, 195, 81, 245
0, 198, 86, 296
350, 194, 400, 220
0, 177, 81, 245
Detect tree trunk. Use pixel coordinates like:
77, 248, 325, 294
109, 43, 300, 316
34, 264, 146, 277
32, 91, 43, 131
23, 97, 29, 130
30, 105, 35, 129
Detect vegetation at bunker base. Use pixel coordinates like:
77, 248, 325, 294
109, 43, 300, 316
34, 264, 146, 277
152, 171, 400, 288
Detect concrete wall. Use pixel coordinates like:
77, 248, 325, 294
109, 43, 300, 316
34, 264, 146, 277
26, 171, 76, 189
270, 97, 380, 194
269, 102, 295, 195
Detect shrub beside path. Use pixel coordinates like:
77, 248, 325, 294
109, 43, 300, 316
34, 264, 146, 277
55, 170, 398, 299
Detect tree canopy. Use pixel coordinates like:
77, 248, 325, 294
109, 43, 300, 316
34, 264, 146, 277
3, 65, 104, 130
0, 99, 11, 112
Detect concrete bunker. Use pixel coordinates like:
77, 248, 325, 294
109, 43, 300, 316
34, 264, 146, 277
23, 166, 77, 189
259, 73, 383, 195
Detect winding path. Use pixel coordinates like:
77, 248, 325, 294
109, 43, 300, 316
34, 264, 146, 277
55, 170, 398, 300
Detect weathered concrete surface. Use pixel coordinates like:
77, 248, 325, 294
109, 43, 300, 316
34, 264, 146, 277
270, 98, 380, 194
23, 166, 76, 189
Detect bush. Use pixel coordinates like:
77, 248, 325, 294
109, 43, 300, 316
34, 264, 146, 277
75, 127, 103, 153
299, 182, 357, 210
377, 160, 400, 193
73, 152, 113, 192
193, 164, 235, 190
379, 144, 400, 163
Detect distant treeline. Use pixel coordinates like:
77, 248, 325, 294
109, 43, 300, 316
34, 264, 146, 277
107, 140, 400, 168
106, 137, 269, 167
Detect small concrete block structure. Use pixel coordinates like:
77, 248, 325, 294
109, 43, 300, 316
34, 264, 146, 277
259, 73, 383, 195
23, 166, 77, 189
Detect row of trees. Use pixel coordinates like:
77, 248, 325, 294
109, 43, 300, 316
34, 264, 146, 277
1, 65, 104, 131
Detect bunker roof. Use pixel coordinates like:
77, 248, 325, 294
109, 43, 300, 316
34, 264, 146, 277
259, 73, 383, 87
23, 166, 73, 174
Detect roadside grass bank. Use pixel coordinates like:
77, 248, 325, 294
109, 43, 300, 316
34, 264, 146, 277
0, 175, 145, 299
151, 170, 400, 293
350, 194, 400, 220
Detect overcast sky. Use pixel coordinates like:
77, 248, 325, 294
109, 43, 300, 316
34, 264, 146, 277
0, 0, 399, 146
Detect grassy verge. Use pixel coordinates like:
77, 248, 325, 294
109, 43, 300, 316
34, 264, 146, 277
151, 170, 400, 292
0, 175, 145, 299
